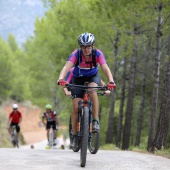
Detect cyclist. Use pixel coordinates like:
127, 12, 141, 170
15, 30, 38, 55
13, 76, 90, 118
8, 104, 22, 141
58, 32, 116, 148
42, 104, 59, 146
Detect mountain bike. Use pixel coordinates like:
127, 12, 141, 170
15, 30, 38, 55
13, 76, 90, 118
66, 83, 107, 167
11, 126, 19, 148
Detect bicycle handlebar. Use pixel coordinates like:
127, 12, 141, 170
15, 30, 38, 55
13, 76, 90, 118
65, 83, 108, 91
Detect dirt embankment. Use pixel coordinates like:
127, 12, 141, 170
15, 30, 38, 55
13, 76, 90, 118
2, 102, 46, 144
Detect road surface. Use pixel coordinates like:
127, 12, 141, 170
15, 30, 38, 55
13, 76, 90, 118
0, 145, 170, 170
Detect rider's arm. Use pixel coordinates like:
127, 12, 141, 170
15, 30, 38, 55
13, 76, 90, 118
62, 68, 73, 96
100, 64, 115, 83
7, 113, 12, 127
58, 61, 74, 80
7, 117, 12, 127
42, 116, 46, 125
100, 79, 106, 86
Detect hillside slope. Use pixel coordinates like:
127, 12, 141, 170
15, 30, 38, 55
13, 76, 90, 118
0, 0, 47, 46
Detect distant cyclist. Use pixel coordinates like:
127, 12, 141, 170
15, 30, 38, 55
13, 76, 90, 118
7, 104, 22, 141
42, 104, 59, 146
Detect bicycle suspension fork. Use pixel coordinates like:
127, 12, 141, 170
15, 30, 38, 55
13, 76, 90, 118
77, 100, 83, 137
77, 99, 93, 137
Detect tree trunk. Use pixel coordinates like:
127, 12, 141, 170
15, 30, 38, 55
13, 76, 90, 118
106, 92, 115, 143
106, 32, 120, 143
135, 40, 150, 146
147, 5, 162, 151
122, 33, 137, 150
149, 38, 170, 153
116, 55, 127, 147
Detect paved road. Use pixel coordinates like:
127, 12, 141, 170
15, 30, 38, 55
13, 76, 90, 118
0, 147, 170, 170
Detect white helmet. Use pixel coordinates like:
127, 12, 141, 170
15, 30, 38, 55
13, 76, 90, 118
13, 104, 18, 109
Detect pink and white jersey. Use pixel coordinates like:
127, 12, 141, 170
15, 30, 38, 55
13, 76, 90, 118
67, 49, 106, 77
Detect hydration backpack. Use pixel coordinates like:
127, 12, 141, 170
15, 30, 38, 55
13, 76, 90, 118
75, 48, 97, 69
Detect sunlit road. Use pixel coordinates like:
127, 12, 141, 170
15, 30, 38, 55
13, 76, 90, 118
0, 145, 170, 170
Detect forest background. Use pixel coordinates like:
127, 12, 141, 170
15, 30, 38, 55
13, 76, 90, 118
0, 0, 170, 155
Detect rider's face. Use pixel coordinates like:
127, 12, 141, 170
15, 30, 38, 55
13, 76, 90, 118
81, 45, 93, 56
46, 109, 51, 113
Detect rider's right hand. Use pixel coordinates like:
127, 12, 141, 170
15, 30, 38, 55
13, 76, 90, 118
57, 79, 67, 86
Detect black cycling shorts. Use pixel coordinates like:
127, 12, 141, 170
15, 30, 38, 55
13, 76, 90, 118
46, 121, 57, 130
10, 122, 20, 133
71, 73, 101, 99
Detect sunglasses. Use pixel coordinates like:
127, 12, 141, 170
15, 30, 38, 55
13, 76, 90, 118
81, 45, 92, 50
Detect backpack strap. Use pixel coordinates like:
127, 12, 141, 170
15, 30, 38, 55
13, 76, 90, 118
75, 48, 82, 67
92, 48, 97, 67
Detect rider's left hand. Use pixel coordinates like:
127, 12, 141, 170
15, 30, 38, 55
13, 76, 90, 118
107, 82, 116, 90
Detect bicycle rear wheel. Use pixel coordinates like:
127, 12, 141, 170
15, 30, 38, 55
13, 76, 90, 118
88, 131, 100, 154
80, 106, 89, 167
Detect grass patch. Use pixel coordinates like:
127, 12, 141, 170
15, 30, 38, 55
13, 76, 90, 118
100, 144, 120, 150
99, 144, 170, 159
154, 147, 170, 159
131, 146, 170, 159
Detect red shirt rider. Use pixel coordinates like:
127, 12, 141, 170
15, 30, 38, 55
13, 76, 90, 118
8, 104, 22, 133
9, 111, 22, 124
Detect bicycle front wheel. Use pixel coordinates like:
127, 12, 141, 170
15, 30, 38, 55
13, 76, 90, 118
80, 106, 89, 167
